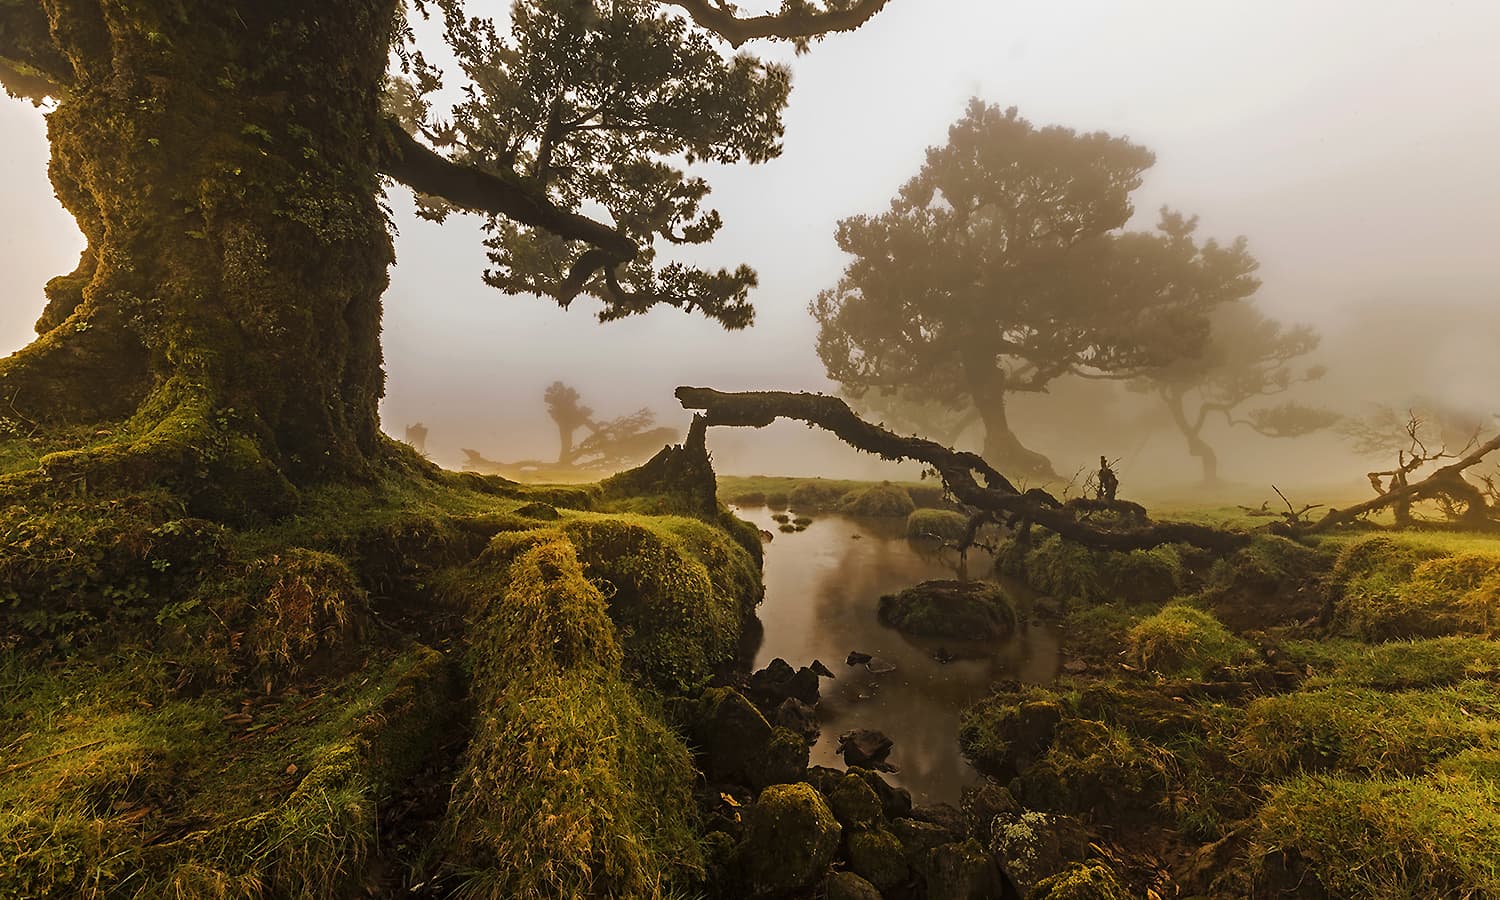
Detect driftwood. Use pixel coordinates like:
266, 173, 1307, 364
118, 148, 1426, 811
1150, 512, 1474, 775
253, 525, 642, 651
676, 387, 1249, 552
1283, 432, 1500, 535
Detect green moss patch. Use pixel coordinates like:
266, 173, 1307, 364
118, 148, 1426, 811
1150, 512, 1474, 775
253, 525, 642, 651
906, 508, 970, 543
1126, 603, 1252, 678
878, 579, 1015, 639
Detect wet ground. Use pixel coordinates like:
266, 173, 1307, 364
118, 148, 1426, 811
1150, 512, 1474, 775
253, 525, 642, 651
736, 507, 1062, 806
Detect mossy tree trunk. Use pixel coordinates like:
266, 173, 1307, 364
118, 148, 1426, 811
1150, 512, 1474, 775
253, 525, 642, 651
0, 0, 397, 514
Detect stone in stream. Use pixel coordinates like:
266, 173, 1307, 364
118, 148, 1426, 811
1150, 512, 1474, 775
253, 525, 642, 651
773, 697, 820, 743
926, 839, 1007, 900
838, 728, 896, 771
748, 657, 822, 707
846, 650, 873, 666
737, 783, 842, 895
823, 871, 882, 900
878, 579, 1016, 640
810, 659, 836, 678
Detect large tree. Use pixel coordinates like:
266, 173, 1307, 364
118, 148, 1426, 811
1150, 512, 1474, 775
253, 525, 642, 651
0, 0, 890, 515
812, 100, 1259, 479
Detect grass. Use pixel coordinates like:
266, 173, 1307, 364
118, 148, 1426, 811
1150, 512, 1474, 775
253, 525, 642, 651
1126, 603, 1253, 678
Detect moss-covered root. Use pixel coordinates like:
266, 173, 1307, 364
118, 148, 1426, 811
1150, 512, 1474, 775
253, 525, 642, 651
439, 536, 704, 899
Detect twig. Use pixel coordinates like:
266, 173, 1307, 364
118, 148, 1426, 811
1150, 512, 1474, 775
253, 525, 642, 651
2, 738, 106, 774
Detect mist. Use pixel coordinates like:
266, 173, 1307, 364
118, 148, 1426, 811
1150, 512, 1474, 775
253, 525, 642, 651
3, 1, 1497, 497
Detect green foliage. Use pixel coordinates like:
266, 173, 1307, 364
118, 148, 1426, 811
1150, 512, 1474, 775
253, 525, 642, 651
1006, 535, 1181, 607
1286, 636, 1500, 690
906, 508, 970, 542
878, 579, 1015, 639
1126, 603, 1252, 677
1236, 681, 1500, 777
789, 479, 848, 512
1251, 772, 1500, 898
839, 482, 916, 518
1332, 537, 1500, 640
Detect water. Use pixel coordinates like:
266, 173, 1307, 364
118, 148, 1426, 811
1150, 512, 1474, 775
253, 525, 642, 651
736, 507, 1062, 807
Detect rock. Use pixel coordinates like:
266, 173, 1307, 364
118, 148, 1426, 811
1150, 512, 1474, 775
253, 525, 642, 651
926, 839, 1004, 900
934, 646, 957, 664
512, 501, 560, 520
804, 765, 845, 796
911, 802, 968, 839
695, 687, 809, 790
879, 579, 1016, 640
826, 773, 883, 830
987, 810, 1092, 893
748, 657, 822, 707
811, 659, 837, 678
850, 766, 912, 819
774, 697, 820, 743
866, 657, 898, 675
847, 650, 873, 666
848, 827, 910, 891
1031, 860, 1129, 899
890, 816, 954, 871
838, 729, 895, 770
738, 783, 841, 895
824, 870, 883, 900
1062, 658, 1090, 674
962, 783, 1020, 843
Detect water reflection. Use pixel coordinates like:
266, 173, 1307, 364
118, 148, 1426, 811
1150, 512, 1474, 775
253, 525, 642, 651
739, 507, 1062, 806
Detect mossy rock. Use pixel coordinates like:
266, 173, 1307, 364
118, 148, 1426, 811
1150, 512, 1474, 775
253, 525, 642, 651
960, 687, 1064, 776
988, 810, 1092, 894
738, 783, 841, 895
1031, 860, 1130, 899
1125, 603, 1252, 677
926, 838, 1003, 900
841, 482, 917, 518
826, 772, 883, 830
907, 508, 971, 543
879, 579, 1016, 640
824, 870, 883, 900
693, 687, 809, 790
850, 766, 912, 819
847, 826, 909, 890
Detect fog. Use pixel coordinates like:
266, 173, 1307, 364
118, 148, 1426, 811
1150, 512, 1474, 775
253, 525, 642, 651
3, 0, 1497, 496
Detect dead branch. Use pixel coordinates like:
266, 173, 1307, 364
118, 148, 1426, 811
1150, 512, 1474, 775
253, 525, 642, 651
676, 387, 1249, 552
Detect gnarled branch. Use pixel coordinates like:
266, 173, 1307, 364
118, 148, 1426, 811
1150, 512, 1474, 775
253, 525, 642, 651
676, 386, 1249, 552
662, 0, 892, 47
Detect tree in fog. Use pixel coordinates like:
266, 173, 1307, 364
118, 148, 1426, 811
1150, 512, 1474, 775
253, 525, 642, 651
813, 101, 1256, 479
544, 381, 676, 469
1135, 298, 1339, 484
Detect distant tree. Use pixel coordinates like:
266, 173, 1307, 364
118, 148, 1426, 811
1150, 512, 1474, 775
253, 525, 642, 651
812, 100, 1257, 479
544, 381, 677, 469
1135, 301, 1339, 484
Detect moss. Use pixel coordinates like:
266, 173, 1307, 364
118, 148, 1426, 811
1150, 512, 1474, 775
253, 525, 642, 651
1251, 771, 1500, 898
846, 827, 908, 890
878, 579, 1016, 639
1031, 861, 1131, 899
1059, 603, 1146, 664
1337, 551, 1500, 641
960, 686, 1065, 775
1286, 636, 1500, 690
1126, 603, 1252, 678
1011, 718, 1172, 818
764, 491, 789, 511
906, 508, 970, 543
840, 482, 916, 518
1200, 534, 1335, 632
727, 490, 765, 507
826, 773, 883, 831
1236, 680, 1500, 777
738, 783, 840, 894
1008, 535, 1181, 608
789, 479, 847, 512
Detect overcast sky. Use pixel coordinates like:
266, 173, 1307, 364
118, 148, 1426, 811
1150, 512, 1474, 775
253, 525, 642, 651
2, 1, 1497, 481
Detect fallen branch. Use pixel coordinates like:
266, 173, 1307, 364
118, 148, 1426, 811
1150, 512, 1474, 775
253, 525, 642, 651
2, 738, 106, 775
1285, 432, 1500, 535
676, 387, 1249, 552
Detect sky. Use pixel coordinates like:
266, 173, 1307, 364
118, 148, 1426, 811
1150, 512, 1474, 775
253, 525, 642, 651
2, 0, 1498, 485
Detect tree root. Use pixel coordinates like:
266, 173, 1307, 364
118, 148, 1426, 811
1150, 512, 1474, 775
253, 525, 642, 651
676, 387, 1250, 552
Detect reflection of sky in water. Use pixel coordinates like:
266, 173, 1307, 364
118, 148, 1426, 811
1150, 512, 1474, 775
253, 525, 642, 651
739, 507, 1061, 807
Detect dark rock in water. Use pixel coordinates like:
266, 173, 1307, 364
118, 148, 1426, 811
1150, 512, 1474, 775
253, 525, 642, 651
866, 658, 897, 675
810, 659, 836, 678
774, 697, 820, 743
694, 687, 808, 790
838, 729, 895, 770
879, 579, 1016, 640
911, 802, 968, 839
850, 766, 912, 819
738, 783, 842, 895
847, 827, 910, 890
926, 839, 1005, 900
962, 783, 1020, 842
823, 870, 882, 900
933, 646, 957, 664
846, 650, 873, 666
748, 657, 821, 707
513, 501, 560, 520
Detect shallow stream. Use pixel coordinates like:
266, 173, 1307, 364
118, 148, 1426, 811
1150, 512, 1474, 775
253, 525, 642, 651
735, 507, 1063, 806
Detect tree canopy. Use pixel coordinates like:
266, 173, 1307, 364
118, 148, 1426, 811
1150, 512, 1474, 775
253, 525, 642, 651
812, 100, 1259, 478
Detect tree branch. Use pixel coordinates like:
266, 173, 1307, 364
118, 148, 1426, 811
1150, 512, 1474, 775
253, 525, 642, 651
378, 118, 637, 260
662, 0, 893, 47
677, 386, 1249, 552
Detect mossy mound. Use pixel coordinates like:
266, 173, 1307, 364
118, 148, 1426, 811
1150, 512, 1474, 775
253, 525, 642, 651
1336, 548, 1500, 641
878, 579, 1016, 640
737, 783, 841, 894
1251, 771, 1500, 898
1126, 603, 1252, 677
840, 482, 917, 518
1201, 534, 1335, 631
906, 508, 970, 543
789, 479, 848, 512
1031, 860, 1131, 899
1003, 535, 1182, 608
